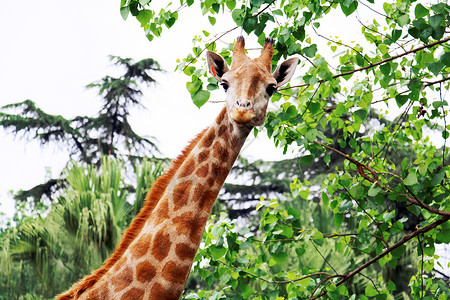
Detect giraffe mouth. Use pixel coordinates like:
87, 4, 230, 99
229, 107, 256, 125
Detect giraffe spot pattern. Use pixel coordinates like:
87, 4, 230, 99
175, 243, 197, 261
201, 130, 215, 148
154, 200, 169, 225
211, 162, 229, 185
218, 125, 228, 139
179, 159, 195, 178
136, 260, 157, 283
151, 230, 172, 261
196, 164, 209, 178
172, 180, 192, 211
149, 283, 181, 300
120, 287, 145, 300
213, 141, 230, 162
172, 212, 208, 243
162, 260, 191, 285
111, 266, 133, 292
129, 233, 152, 259
197, 149, 209, 164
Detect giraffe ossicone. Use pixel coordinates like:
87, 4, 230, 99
58, 36, 298, 300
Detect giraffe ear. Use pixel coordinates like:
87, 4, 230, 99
206, 51, 229, 81
273, 57, 299, 88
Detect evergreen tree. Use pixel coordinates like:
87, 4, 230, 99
0, 56, 163, 204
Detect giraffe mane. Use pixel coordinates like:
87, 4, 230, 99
57, 127, 209, 299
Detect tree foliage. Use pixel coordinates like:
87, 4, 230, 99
121, 0, 450, 298
0, 157, 166, 298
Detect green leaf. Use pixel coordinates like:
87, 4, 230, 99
301, 155, 313, 165
349, 185, 364, 199
365, 285, 378, 297
427, 62, 444, 75
243, 17, 258, 34
404, 172, 418, 186
354, 108, 368, 122
272, 252, 288, 264
380, 63, 391, 76
208, 16, 216, 25
240, 284, 253, 299
368, 183, 382, 197
340, 0, 358, 16
391, 245, 406, 257
395, 94, 409, 108
308, 102, 321, 114
439, 52, 450, 67
192, 90, 210, 108
209, 245, 226, 259
120, 6, 130, 20
397, 14, 410, 27
231, 9, 244, 26
414, 4, 429, 18
303, 44, 317, 58
429, 14, 444, 29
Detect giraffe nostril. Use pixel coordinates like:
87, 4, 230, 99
235, 100, 252, 109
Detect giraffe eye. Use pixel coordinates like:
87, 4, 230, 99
266, 84, 277, 96
220, 82, 229, 92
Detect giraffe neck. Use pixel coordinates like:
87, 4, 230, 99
78, 107, 252, 299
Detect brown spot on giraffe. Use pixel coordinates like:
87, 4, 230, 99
201, 129, 215, 148
247, 71, 262, 99
172, 180, 192, 211
211, 162, 229, 184
172, 212, 208, 242
179, 159, 195, 178
111, 266, 133, 293
151, 230, 172, 261
154, 200, 169, 225
218, 125, 228, 139
216, 107, 226, 124
213, 141, 230, 162
175, 243, 197, 261
196, 164, 209, 178
120, 287, 145, 300
149, 283, 180, 300
197, 149, 209, 163
162, 260, 191, 285
136, 260, 157, 283
129, 232, 152, 259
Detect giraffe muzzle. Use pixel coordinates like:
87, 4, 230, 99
229, 106, 257, 124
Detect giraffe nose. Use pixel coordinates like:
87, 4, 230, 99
235, 99, 252, 110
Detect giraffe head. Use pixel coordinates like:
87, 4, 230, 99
206, 36, 298, 127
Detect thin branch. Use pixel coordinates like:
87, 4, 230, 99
356, 0, 393, 20
313, 28, 372, 66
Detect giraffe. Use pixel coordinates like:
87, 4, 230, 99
58, 36, 298, 300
